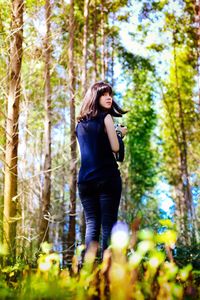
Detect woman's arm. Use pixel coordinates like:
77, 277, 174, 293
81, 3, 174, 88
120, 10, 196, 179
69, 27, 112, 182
104, 114, 119, 153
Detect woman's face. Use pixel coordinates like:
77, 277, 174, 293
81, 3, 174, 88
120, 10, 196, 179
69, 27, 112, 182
99, 92, 112, 110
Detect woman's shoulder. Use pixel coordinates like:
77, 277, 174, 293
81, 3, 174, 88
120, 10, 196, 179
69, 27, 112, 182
98, 111, 110, 120
76, 112, 110, 129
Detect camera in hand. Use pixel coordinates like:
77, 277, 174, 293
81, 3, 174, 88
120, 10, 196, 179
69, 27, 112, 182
114, 124, 124, 138
114, 124, 125, 162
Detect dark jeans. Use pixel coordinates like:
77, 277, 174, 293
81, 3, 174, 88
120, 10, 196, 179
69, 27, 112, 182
78, 176, 122, 254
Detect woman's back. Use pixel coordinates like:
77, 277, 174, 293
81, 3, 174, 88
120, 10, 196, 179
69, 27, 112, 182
76, 81, 127, 255
76, 112, 120, 183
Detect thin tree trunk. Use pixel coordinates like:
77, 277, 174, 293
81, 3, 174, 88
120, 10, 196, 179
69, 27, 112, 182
18, 92, 29, 257
1, 47, 8, 248
67, 0, 77, 263
174, 183, 187, 244
101, 0, 106, 80
93, 0, 97, 82
61, 166, 67, 267
3, 0, 24, 260
194, 0, 200, 110
39, 0, 52, 245
80, 0, 90, 247
173, 31, 199, 244
61, 95, 69, 267
191, 9, 200, 240
111, 13, 115, 87
82, 0, 90, 94
105, 38, 108, 78
161, 81, 188, 243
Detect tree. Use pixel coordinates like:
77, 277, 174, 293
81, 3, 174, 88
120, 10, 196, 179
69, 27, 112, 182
138, 0, 200, 245
0, 1, 11, 247
66, 0, 77, 262
39, 0, 52, 245
91, 0, 98, 82
3, 0, 24, 260
161, 42, 199, 244
82, 0, 90, 93
100, 0, 106, 80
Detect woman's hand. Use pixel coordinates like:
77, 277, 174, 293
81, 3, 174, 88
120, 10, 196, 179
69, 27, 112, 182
118, 125, 127, 138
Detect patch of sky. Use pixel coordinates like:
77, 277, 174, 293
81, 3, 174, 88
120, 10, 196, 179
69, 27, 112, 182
167, 0, 185, 16
139, 178, 175, 218
64, 183, 69, 192
113, 3, 173, 111
52, 123, 68, 142
154, 180, 175, 215
32, 7, 46, 37
116, 0, 173, 85
190, 173, 200, 206
113, 56, 128, 102
17, 108, 46, 183
56, 65, 67, 79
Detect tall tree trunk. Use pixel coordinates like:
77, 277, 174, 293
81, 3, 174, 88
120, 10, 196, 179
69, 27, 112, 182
3, 0, 24, 260
82, 0, 90, 93
111, 13, 115, 87
80, 0, 90, 246
160, 82, 189, 243
61, 99, 69, 267
18, 91, 29, 257
67, 0, 77, 263
61, 166, 67, 267
39, 0, 52, 245
101, 0, 106, 80
105, 39, 108, 78
173, 32, 199, 244
92, 0, 97, 82
194, 0, 200, 109
174, 183, 188, 244
0, 66, 7, 247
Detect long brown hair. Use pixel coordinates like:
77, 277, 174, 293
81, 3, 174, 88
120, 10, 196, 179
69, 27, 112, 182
77, 81, 127, 121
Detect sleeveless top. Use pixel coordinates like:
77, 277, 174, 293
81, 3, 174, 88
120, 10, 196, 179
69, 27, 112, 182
76, 112, 120, 183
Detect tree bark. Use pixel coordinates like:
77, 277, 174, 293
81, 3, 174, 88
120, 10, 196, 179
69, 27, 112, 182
18, 90, 29, 257
3, 0, 24, 260
194, 0, 200, 110
174, 183, 188, 244
92, 0, 98, 82
82, 0, 90, 94
101, 0, 106, 80
67, 0, 77, 263
111, 13, 115, 87
80, 0, 90, 247
39, 0, 52, 245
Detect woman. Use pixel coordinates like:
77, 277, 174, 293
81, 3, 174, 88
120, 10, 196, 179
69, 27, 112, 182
76, 81, 127, 255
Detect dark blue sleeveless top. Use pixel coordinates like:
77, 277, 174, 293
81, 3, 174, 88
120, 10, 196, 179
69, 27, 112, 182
76, 112, 120, 183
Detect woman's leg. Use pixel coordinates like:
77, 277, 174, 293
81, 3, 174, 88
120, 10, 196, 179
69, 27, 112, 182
78, 182, 101, 250
99, 176, 122, 253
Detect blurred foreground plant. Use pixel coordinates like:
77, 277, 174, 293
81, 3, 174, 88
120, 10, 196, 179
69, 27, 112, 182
0, 220, 199, 299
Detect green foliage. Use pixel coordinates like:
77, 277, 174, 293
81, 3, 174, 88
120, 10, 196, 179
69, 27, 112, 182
173, 244, 200, 270
0, 220, 199, 299
0, 0, 199, 287
160, 44, 198, 184
118, 48, 157, 211
25, 0, 45, 10
137, 0, 199, 244
126, 87, 157, 196
118, 46, 154, 72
